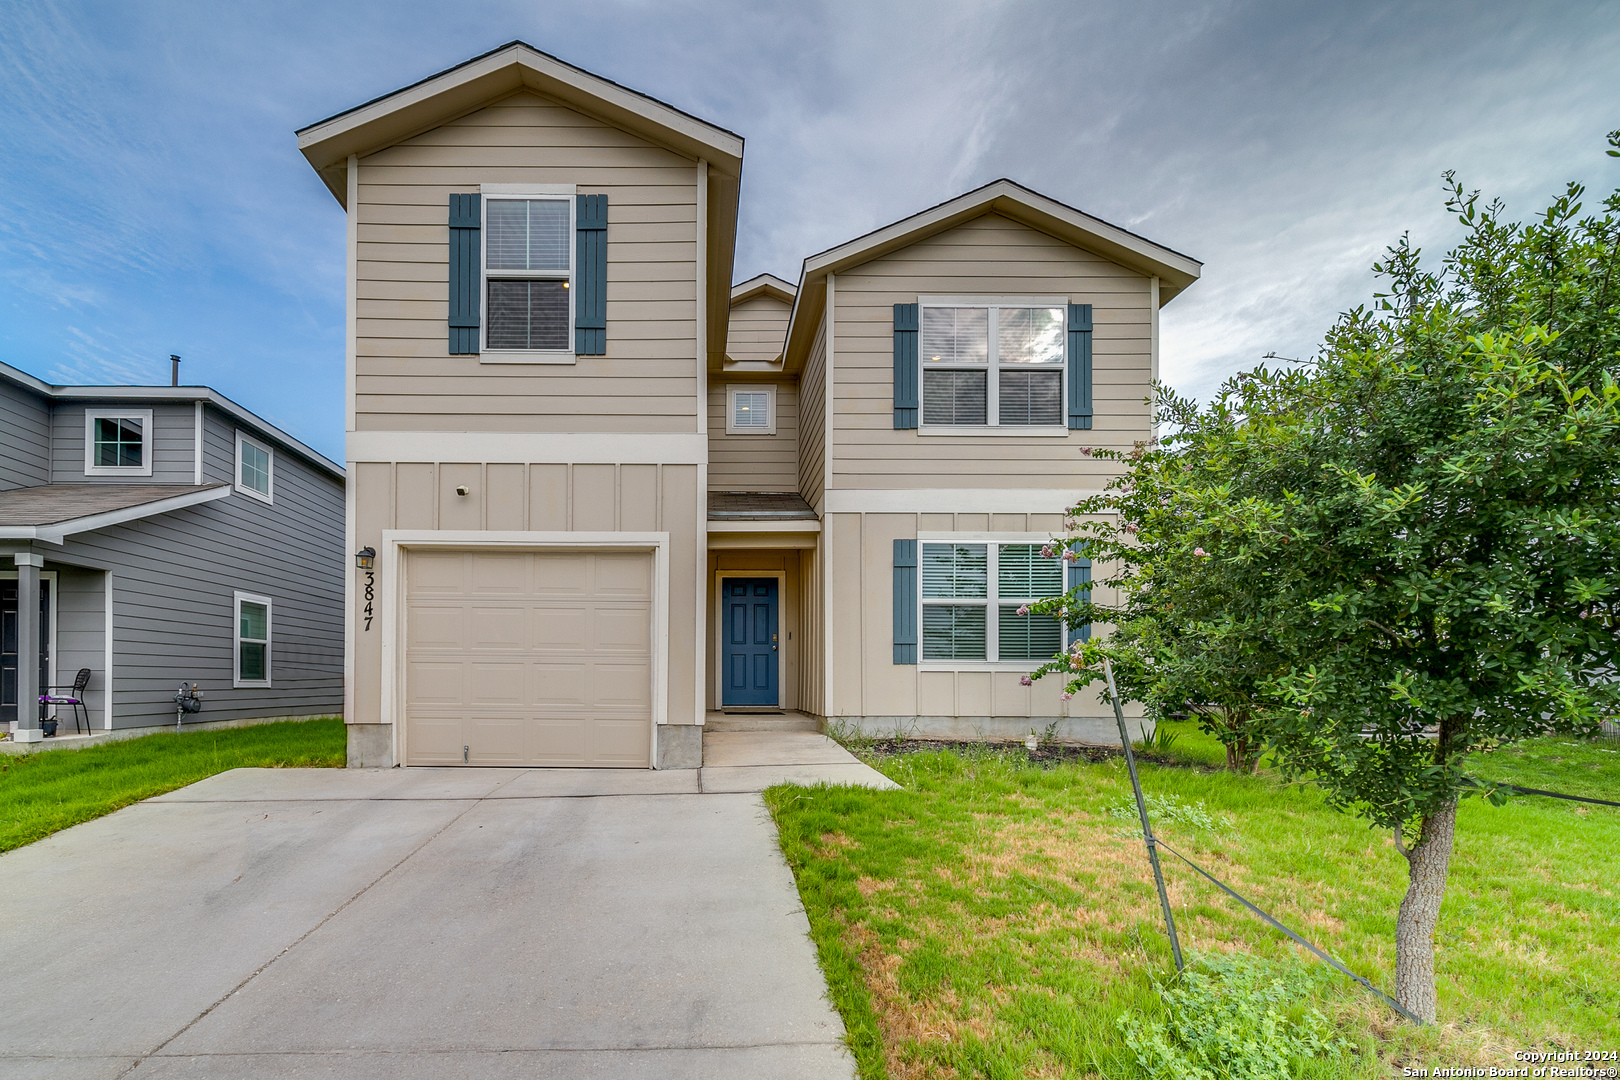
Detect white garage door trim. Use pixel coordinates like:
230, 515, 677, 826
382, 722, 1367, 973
379, 531, 671, 768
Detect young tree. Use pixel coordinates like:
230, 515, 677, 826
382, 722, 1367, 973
1037, 136, 1620, 1022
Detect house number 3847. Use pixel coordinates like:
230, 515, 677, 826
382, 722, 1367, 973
363, 570, 375, 631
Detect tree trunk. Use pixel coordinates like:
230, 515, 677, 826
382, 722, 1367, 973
1394, 799, 1457, 1023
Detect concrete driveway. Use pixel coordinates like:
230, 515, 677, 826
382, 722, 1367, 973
0, 764, 868, 1079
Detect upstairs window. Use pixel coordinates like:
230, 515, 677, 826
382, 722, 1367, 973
726, 385, 777, 435
84, 409, 153, 476
484, 197, 572, 353
920, 541, 1064, 663
921, 304, 1065, 428
235, 431, 273, 503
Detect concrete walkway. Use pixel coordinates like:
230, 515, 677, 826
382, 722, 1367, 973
0, 752, 893, 1079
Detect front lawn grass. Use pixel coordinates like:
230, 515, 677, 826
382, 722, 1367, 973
0, 718, 345, 854
766, 732, 1618, 1078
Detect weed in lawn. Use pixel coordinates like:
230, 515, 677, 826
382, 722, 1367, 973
1120, 953, 1352, 1080
1132, 723, 1181, 756
1108, 792, 1223, 835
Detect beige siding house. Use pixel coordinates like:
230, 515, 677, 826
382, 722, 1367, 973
300, 42, 1199, 768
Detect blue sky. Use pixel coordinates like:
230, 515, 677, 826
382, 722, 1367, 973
2, 1, 1617, 461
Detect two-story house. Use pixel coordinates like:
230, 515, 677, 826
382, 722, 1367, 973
0, 362, 346, 741
299, 42, 1199, 769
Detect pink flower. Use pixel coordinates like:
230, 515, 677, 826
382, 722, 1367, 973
1040, 545, 1055, 559
1080, 447, 1093, 456
1019, 675, 1033, 687
1016, 605, 1030, 616
1060, 692, 1073, 701
1193, 547, 1210, 557
1062, 550, 1079, 561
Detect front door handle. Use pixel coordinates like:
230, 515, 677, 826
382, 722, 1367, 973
771, 644, 778, 651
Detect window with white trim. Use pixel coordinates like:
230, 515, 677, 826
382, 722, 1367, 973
235, 431, 273, 503
234, 592, 271, 687
726, 384, 776, 435
921, 304, 1065, 427
921, 542, 1063, 662
483, 196, 573, 353
84, 409, 154, 476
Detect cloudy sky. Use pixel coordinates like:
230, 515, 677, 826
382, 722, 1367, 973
2, 1, 1617, 460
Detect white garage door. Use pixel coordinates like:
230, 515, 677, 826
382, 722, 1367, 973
404, 549, 652, 767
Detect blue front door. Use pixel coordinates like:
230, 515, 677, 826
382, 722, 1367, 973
723, 578, 778, 706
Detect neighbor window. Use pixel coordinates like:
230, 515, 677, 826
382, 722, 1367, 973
921, 542, 1063, 662
726, 385, 777, 434
235, 431, 273, 503
234, 592, 271, 687
484, 196, 572, 352
84, 409, 154, 476
921, 304, 1065, 427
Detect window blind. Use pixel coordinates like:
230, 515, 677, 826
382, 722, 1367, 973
921, 307, 988, 364
923, 370, 988, 425
486, 200, 569, 272
922, 605, 986, 660
922, 544, 987, 598
999, 371, 1063, 426
487, 280, 569, 350
997, 544, 1063, 599
998, 307, 1065, 363
998, 606, 1062, 661
733, 391, 769, 429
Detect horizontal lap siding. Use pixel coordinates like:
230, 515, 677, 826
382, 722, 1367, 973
832, 214, 1152, 489
798, 318, 827, 507
51, 402, 198, 483
354, 91, 699, 434
0, 380, 49, 489
707, 382, 799, 490
724, 295, 790, 365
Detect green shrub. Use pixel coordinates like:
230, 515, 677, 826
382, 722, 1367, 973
1109, 792, 1222, 833
1121, 955, 1351, 1080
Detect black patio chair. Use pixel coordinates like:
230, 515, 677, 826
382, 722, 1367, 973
41, 668, 92, 736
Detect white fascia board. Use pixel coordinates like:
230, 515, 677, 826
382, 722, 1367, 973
296, 43, 743, 185
705, 519, 820, 533
730, 273, 797, 303
0, 485, 233, 545
347, 430, 707, 465
822, 489, 1115, 515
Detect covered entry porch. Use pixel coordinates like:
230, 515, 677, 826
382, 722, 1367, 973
3, 551, 110, 743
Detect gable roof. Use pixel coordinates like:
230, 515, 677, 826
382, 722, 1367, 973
296, 41, 744, 204
783, 179, 1201, 371
297, 41, 744, 376
730, 273, 797, 306
0, 484, 232, 544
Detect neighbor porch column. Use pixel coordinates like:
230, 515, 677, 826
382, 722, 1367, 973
13, 553, 43, 743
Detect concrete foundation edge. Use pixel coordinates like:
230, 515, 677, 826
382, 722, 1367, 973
1, 713, 340, 756
826, 715, 1151, 746
656, 724, 703, 770
346, 723, 396, 769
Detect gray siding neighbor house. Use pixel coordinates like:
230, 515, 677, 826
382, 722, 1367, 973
0, 361, 345, 742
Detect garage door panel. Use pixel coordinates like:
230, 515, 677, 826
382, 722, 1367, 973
406, 661, 465, 705
470, 551, 528, 594
532, 606, 589, 649
409, 552, 468, 593
593, 553, 652, 596
469, 607, 528, 651
406, 549, 653, 768
530, 554, 592, 595
407, 605, 467, 650
593, 606, 651, 651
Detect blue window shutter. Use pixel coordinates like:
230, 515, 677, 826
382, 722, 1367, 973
575, 194, 608, 355
1066, 557, 1092, 646
893, 303, 918, 429
448, 194, 481, 355
893, 539, 918, 664
1067, 303, 1092, 430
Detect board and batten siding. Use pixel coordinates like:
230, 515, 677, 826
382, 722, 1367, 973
707, 382, 799, 490
797, 317, 828, 509
0, 380, 50, 490
724, 294, 791, 365
349, 461, 701, 729
354, 90, 701, 434
831, 213, 1152, 490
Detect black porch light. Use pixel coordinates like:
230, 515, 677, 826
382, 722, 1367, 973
355, 546, 376, 571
